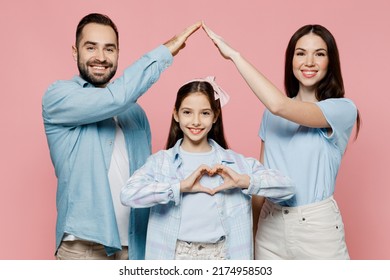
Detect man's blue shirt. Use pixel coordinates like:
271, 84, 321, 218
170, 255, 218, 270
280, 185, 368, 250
42, 45, 172, 258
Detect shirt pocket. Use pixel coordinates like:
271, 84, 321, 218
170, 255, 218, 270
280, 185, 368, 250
223, 190, 251, 218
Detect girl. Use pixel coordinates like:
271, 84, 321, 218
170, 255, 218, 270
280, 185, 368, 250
203, 23, 360, 259
121, 76, 294, 260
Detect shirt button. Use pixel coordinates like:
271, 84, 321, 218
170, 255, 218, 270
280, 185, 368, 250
283, 209, 289, 215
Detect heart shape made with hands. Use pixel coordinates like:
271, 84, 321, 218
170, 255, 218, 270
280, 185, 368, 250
185, 165, 241, 196
196, 165, 226, 180
203, 167, 223, 177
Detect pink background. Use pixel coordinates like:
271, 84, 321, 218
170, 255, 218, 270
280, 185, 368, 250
1, 0, 389, 259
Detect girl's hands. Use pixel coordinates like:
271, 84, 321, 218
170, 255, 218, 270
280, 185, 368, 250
180, 164, 250, 195
180, 164, 214, 195
211, 164, 250, 194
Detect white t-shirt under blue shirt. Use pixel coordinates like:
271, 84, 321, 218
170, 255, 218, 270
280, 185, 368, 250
259, 98, 357, 207
108, 117, 130, 246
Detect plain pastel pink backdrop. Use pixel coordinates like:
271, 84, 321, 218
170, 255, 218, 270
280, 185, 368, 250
0, 0, 389, 259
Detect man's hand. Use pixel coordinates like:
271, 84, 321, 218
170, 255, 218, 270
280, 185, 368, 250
164, 21, 202, 56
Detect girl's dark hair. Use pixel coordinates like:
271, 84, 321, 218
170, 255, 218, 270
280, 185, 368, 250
76, 13, 119, 48
284, 24, 360, 138
165, 81, 228, 149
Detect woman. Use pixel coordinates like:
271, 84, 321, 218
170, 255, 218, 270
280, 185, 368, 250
203, 23, 360, 259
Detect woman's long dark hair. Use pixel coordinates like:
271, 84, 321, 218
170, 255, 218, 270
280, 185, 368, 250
165, 81, 228, 149
284, 24, 360, 138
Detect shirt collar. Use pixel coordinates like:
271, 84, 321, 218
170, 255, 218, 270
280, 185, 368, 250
72, 75, 96, 88
171, 138, 235, 165
73, 75, 115, 89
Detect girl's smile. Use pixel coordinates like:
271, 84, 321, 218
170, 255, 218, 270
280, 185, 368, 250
188, 127, 204, 135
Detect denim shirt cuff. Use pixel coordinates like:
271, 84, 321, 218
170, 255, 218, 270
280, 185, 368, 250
243, 174, 256, 195
150, 45, 173, 72
169, 180, 181, 206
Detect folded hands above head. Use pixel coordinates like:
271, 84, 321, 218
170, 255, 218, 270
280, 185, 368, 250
163, 21, 237, 59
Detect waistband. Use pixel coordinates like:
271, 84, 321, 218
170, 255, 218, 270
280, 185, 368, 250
266, 195, 335, 213
61, 240, 128, 250
179, 236, 226, 245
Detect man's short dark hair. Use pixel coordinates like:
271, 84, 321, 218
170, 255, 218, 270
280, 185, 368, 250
75, 13, 119, 48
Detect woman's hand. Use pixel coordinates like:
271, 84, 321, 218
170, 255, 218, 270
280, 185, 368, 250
202, 22, 239, 60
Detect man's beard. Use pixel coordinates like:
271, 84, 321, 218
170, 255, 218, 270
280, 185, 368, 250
78, 59, 117, 87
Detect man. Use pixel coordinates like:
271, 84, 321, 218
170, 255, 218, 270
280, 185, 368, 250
42, 13, 200, 260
